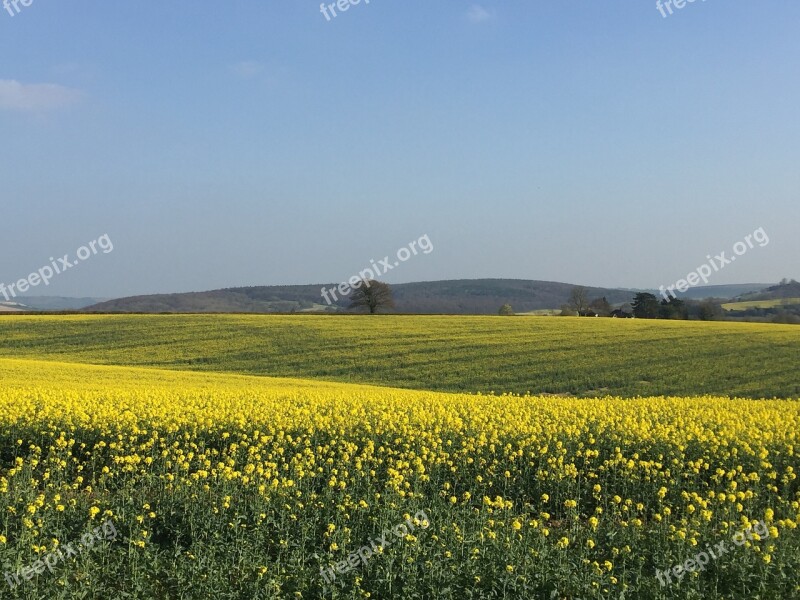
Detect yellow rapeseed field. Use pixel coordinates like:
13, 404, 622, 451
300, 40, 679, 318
0, 358, 798, 598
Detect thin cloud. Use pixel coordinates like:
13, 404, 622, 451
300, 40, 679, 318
0, 80, 83, 112
466, 4, 494, 24
230, 61, 264, 79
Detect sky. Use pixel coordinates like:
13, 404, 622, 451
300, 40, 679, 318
1, 0, 798, 298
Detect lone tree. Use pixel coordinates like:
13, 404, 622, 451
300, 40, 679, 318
568, 286, 590, 315
348, 280, 395, 314
498, 304, 514, 316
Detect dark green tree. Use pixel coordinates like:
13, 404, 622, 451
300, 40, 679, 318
631, 292, 660, 319
659, 297, 688, 320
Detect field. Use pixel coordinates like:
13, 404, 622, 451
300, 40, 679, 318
722, 298, 800, 311
0, 315, 798, 398
0, 316, 798, 599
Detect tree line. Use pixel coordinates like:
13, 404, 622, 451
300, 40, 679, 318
557, 287, 725, 320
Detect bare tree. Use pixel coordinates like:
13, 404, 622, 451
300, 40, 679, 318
568, 286, 590, 315
348, 280, 395, 314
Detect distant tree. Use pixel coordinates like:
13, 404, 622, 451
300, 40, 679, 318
499, 304, 514, 316
568, 286, 590, 315
559, 304, 577, 317
773, 310, 800, 325
659, 297, 688, 320
348, 280, 395, 314
697, 299, 723, 321
631, 292, 660, 319
589, 296, 612, 317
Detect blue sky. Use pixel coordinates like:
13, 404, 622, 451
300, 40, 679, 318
1, 1, 798, 298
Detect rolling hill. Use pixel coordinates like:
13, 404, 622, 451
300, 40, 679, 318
82, 279, 769, 314
734, 279, 800, 302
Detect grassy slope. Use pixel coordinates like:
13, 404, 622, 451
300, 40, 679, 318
0, 315, 797, 398
723, 298, 800, 310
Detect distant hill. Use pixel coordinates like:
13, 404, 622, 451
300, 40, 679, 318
83, 279, 770, 315
0, 302, 28, 312
735, 279, 800, 302
669, 283, 767, 300
721, 280, 800, 323
389, 280, 635, 313
17, 297, 110, 311
1, 297, 111, 312
84, 286, 334, 314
